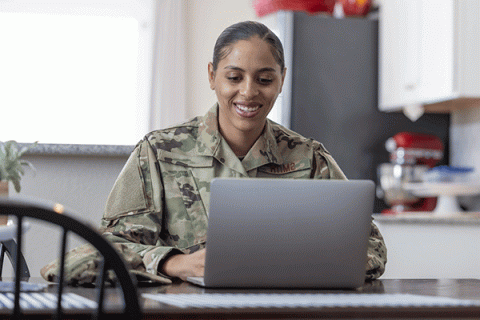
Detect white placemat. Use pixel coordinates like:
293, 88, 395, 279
143, 293, 480, 309
0, 292, 97, 310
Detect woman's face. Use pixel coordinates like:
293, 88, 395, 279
208, 36, 285, 140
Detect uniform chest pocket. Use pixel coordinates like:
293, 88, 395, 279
160, 155, 212, 217
159, 154, 212, 248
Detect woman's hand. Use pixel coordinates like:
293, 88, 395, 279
161, 248, 206, 280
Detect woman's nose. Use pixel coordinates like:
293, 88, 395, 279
240, 79, 259, 98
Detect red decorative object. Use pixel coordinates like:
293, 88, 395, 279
253, 0, 336, 17
379, 132, 444, 214
388, 132, 444, 168
339, 0, 371, 16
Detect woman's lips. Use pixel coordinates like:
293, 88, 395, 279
234, 103, 261, 118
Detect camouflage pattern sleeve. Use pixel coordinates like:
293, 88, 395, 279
40, 242, 173, 285
312, 142, 387, 280
99, 139, 184, 280
365, 221, 387, 280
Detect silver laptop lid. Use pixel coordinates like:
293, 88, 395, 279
204, 178, 375, 289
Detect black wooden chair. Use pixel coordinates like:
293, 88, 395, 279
0, 197, 141, 319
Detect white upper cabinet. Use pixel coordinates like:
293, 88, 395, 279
379, 0, 480, 113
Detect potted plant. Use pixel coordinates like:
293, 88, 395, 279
0, 140, 37, 225
0, 140, 37, 195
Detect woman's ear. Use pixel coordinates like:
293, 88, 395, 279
208, 62, 215, 90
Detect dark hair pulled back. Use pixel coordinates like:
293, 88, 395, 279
212, 21, 285, 72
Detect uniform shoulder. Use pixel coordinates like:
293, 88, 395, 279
269, 121, 332, 160
270, 121, 320, 149
269, 122, 345, 179
145, 116, 200, 141
139, 116, 202, 156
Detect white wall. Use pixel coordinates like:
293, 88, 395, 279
185, 0, 257, 118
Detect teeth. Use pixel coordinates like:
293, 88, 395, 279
236, 104, 260, 112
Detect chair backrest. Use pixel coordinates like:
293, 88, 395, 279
0, 197, 141, 320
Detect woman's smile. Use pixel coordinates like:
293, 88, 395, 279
234, 101, 262, 117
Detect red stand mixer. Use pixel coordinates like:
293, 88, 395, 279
377, 132, 444, 214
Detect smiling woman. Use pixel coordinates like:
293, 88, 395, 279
0, 0, 155, 145
208, 21, 286, 157
208, 36, 286, 156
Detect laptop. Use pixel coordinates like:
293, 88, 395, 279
187, 178, 375, 289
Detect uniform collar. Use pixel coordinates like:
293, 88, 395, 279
196, 103, 283, 173
241, 120, 283, 171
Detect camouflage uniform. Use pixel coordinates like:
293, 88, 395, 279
41, 104, 386, 284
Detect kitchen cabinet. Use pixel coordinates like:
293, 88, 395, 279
374, 214, 480, 279
379, 0, 480, 114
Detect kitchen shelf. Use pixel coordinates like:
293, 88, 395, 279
422, 97, 480, 113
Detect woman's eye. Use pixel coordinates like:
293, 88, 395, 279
258, 78, 273, 85
227, 76, 241, 82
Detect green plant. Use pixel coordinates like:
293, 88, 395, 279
0, 140, 37, 192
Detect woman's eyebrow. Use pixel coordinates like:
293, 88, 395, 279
257, 67, 277, 73
223, 66, 277, 73
224, 65, 244, 71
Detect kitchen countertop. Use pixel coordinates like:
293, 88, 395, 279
373, 212, 480, 225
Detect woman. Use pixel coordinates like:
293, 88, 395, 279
42, 21, 386, 284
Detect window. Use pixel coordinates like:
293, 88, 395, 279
0, 0, 155, 145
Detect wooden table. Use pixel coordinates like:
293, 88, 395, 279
3, 279, 480, 319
